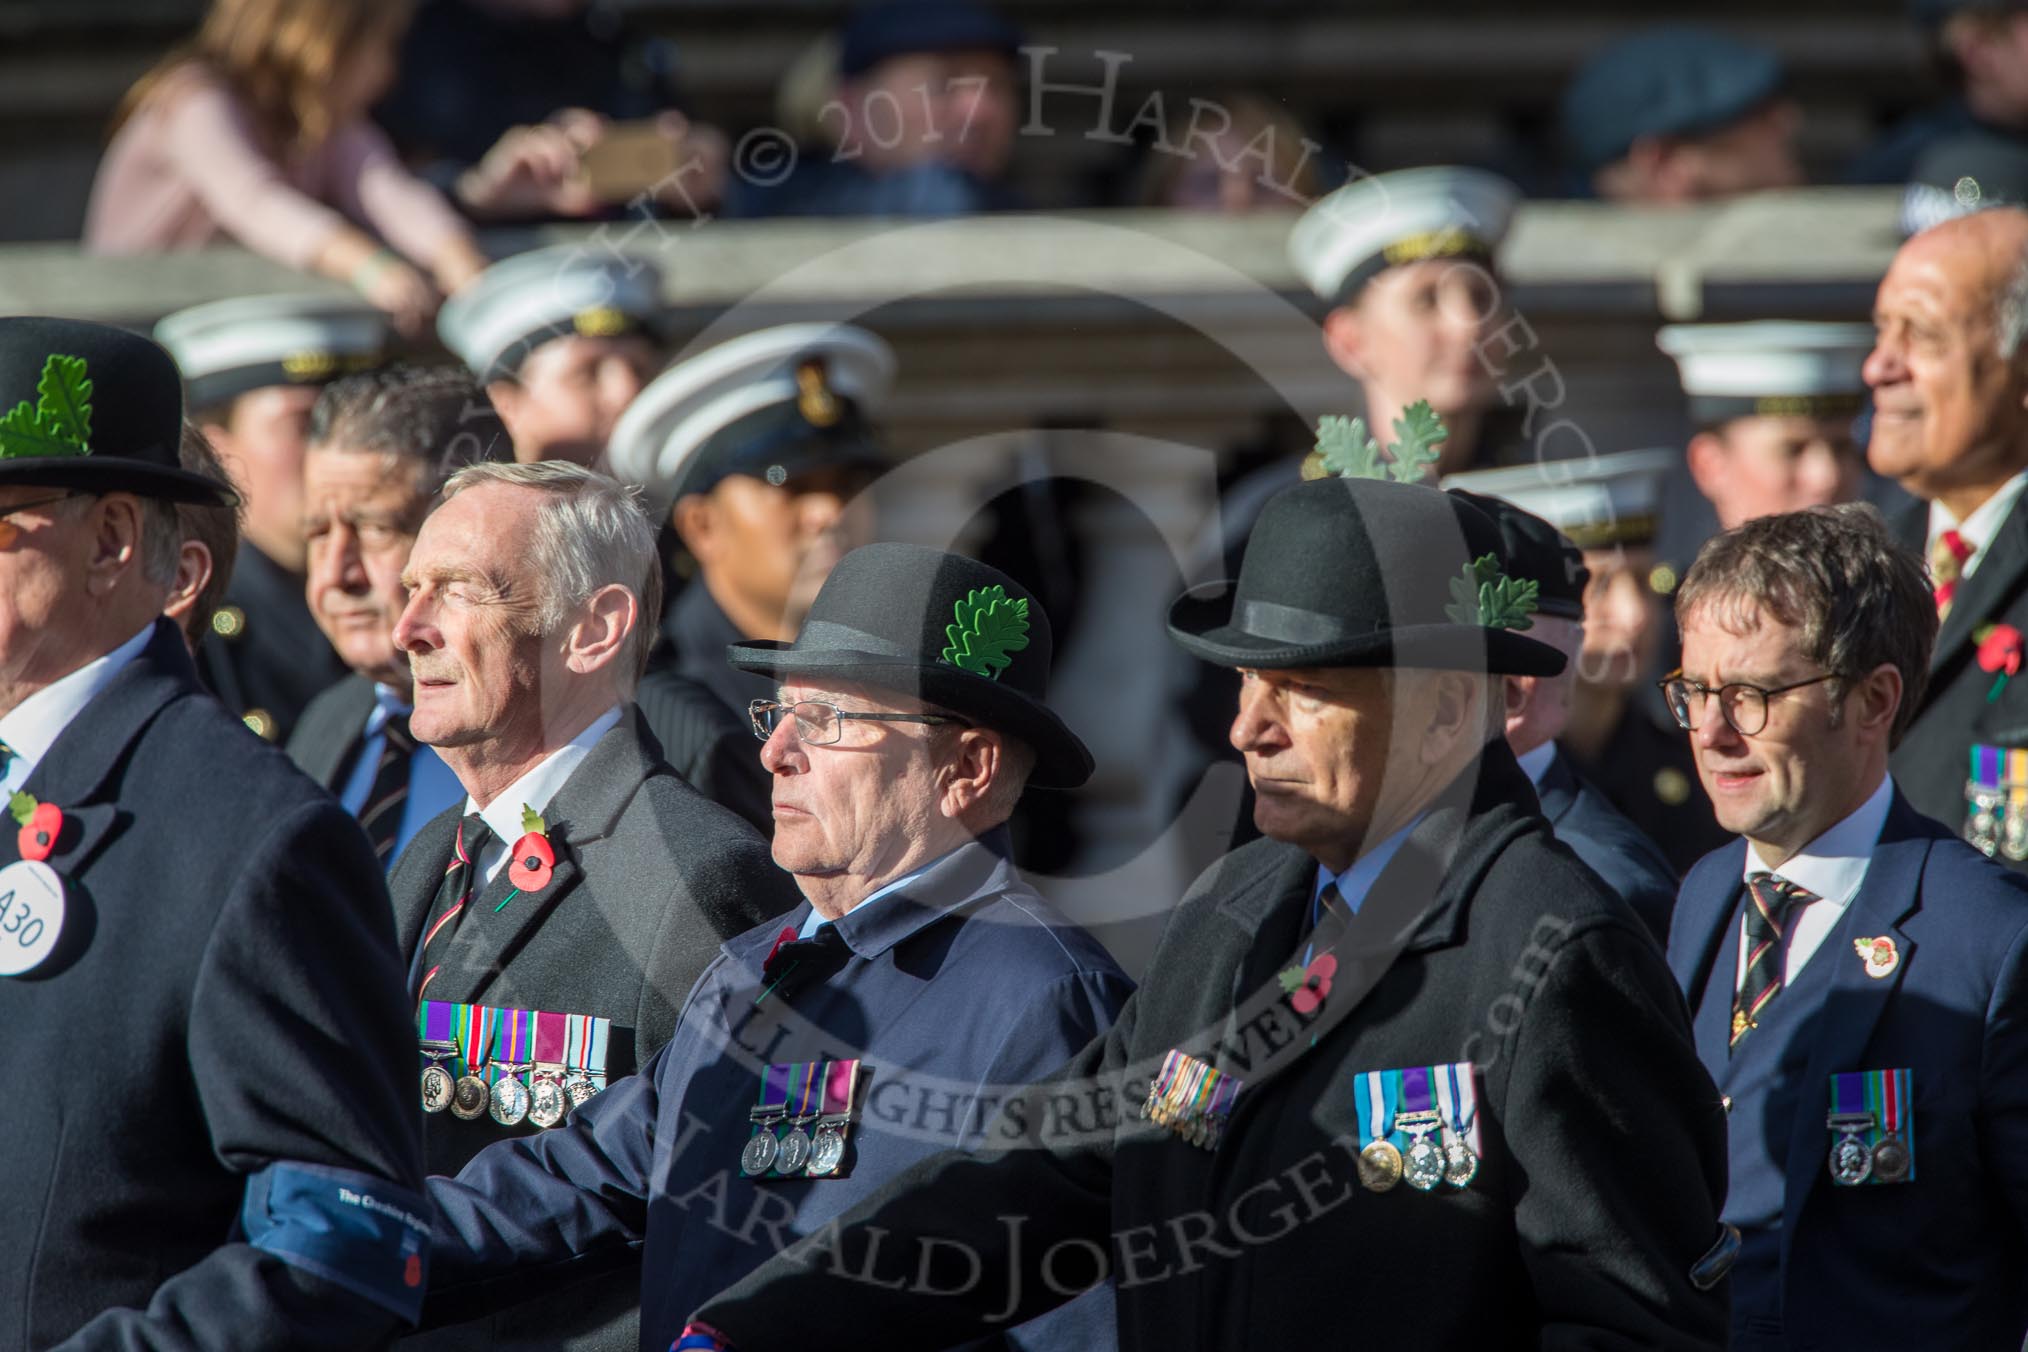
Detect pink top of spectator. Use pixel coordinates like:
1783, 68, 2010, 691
84, 66, 467, 272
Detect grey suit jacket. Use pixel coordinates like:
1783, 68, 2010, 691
390, 706, 802, 1352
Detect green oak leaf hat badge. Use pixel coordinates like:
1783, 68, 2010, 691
0, 317, 235, 506
1167, 473, 1566, 678
1301, 399, 1447, 485
726, 542, 1093, 788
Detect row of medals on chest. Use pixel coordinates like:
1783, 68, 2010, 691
1357, 1108, 1479, 1193
1828, 1110, 1911, 1186
741, 1100, 850, 1179
418, 1040, 590, 1128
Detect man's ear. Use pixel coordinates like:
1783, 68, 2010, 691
939, 728, 1002, 818
84, 493, 147, 597
1421, 671, 1483, 766
1854, 661, 1905, 742
1320, 305, 1369, 381
164, 538, 213, 638
563, 583, 638, 676
1686, 431, 1729, 503
670, 491, 717, 561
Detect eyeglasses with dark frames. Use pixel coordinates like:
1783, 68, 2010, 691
748, 699, 971, 746
0, 492, 77, 548
1656, 670, 1842, 737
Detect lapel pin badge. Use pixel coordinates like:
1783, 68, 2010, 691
1852, 935, 1899, 980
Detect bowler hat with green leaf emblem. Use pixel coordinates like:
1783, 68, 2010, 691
0, 316, 235, 506
727, 542, 1092, 788
1168, 477, 1567, 676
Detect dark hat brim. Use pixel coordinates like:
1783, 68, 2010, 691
0, 455, 238, 507
1166, 587, 1567, 677
726, 642, 1095, 789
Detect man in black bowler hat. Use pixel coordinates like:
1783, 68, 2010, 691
681, 477, 1732, 1351
1452, 487, 1680, 941
0, 317, 430, 1346
416, 543, 1131, 1351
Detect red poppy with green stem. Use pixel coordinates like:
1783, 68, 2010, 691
502, 803, 554, 903
10, 791, 60, 863
1978, 624, 2024, 703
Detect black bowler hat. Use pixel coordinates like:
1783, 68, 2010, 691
1446, 489, 1589, 621
727, 542, 1093, 788
1168, 478, 1566, 676
0, 316, 235, 506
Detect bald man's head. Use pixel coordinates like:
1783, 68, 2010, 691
1863, 207, 2028, 509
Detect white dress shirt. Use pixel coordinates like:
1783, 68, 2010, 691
1928, 469, 2028, 582
463, 706, 622, 885
0, 625, 153, 796
1736, 773, 1895, 988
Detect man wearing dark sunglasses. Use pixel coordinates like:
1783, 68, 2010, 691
1665, 503, 2028, 1348
417, 543, 1131, 1351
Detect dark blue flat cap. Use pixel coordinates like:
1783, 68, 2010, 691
839, 0, 1023, 78
1562, 26, 1786, 173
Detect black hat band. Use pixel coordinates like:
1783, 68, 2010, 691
1239, 598, 1385, 646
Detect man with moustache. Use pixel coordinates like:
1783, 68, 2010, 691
1862, 206, 2028, 856
387, 459, 796, 1352
680, 476, 1729, 1351
414, 544, 1129, 1351
157, 296, 392, 739
287, 367, 510, 865
0, 318, 431, 1346
1663, 504, 2028, 1347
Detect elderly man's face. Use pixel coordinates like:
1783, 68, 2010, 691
0, 487, 89, 681
1864, 211, 2028, 498
1229, 666, 1407, 862
303, 448, 429, 687
394, 482, 551, 748
759, 678, 952, 885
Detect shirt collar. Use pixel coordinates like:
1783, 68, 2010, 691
1514, 741, 1557, 787
1928, 468, 2028, 560
366, 682, 412, 738
1316, 812, 1425, 916
463, 705, 622, 844
798, 847, 957, 940
0, 624, 153, 785
1741, 773, 1895, 907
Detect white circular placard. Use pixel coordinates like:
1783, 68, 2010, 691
0, 859, 65, 976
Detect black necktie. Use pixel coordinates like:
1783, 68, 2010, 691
357, 715, 415, 864
759, 923, 851, 1001
415, 813, 493, 1000
1731, 872, 1815, 1051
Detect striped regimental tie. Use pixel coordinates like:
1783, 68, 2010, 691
415, 812, 493, 1001
1731, 872, 1815, 1051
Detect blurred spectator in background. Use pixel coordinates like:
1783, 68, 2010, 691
1657, 321, 1877, 542
289, 367, 511, 867
1901, 126, 2028, 234
725, 0, 1025, 219
1452, 450, 1731, 873
1137, 92, 1321, 213
439, 247, 667, 467
158, 295, 393, 741
167, 423, 242, 652
1562, 26, 1803, 203
606, 324, 892, 727
376, 0, 726, 223
1852, 0, 2028, 185
85, 0, 488, 334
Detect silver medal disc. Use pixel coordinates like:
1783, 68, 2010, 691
490, 1073, 530, 1126
775, 1126, 812, 1175
451, 1074, 491, 1120
563, 1071, 598, 1106
807, 1123, 847, 1176
1442, 1138, 1479, 1189
1830, 1132, 1873, 1186
1404, 1136, 1446, 1192
529, 1074, 568, 1128
741, 1131, 780, 1177
421, 1063, 455, 1114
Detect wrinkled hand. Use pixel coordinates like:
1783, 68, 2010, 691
457, 118, 602, 219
